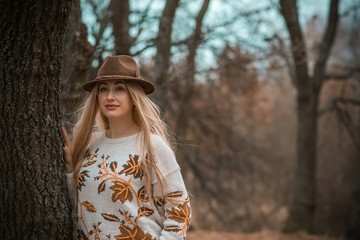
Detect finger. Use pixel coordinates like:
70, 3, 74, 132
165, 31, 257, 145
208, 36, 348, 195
61, 127, 72, 147
63, 145, 73, 160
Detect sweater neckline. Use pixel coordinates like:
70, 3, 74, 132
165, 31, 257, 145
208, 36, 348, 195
102, 131, 140, 144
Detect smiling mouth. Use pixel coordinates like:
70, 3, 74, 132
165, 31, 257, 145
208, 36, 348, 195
105, 104, 119, 109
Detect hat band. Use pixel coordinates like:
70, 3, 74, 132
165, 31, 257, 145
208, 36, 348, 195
95, 75, 144, 81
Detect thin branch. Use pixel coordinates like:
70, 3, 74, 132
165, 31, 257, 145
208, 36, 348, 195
334, 97, 360, 106
205, 5, 273, 35
131, 1, 155, 43
324, 65, 360, 81
324, 72, 355, 81
86, 0, 111, 54
333, 99, 360, 148
312, 0, 340, 89
319, 96, 360, 117
131, 44, 155, 56
341, 3, 360, 17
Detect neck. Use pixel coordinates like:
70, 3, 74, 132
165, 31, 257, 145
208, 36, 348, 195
107, 116, 139, 139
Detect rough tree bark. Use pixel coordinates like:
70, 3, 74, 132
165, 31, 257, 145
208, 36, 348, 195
280, 0, 340, 232
153, 0, 181, 108
0, 0, 73, 239
109, 0, 132, 56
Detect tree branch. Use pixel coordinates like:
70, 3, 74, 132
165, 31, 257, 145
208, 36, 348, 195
312, 0, 340, 89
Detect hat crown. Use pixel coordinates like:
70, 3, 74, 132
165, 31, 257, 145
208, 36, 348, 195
82, 55, 155, 94
97, 55, 141, 78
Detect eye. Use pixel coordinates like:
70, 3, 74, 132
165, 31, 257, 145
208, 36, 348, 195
115, 86, 125, 92
99, 86, 109, 92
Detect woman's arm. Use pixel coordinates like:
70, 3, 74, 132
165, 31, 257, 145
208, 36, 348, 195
61, 127, 76, 207
154, 170, 192, 240
65, 172, 77, 208
61, 127, 73, 173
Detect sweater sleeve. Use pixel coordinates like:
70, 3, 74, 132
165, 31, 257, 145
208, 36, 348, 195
154, 170, 191, 240
65, 172, 77, 208
150, 135, 191, 239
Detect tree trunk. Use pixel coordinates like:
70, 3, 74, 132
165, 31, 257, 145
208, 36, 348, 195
280, 0, 340, 232
347, 104, 360, 239
176, 0, 211, 136
61, 0, 93, 128
286, 90, 319, 232
0, 1, 73, 239
109, 0, 132, 55
348, 158, 360, 239
153, 0, 180, 108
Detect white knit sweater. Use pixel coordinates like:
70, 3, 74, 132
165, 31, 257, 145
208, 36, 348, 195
66, 132, 191, 240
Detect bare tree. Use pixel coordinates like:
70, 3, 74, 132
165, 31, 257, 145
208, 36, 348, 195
153, 0, 181, 107
83, 0, 112, 80
176, 0, 211, 136
279, 0, 340, 232
109, 0, 132, 55
0, 0, 73, 238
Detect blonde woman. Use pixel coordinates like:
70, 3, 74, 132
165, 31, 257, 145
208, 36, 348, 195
61, 55, 191, 240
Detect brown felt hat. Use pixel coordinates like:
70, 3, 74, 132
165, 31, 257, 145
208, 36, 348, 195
83, 55, 155, 94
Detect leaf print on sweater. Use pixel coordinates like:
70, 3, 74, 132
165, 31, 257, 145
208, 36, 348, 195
119, 154, 143, 180
109, 180, 133, 203
134, 207, 154, 222
165, 201, 191, 236
89, 221, 102, 239
156, 191, 186, 207
137, 186, 149, 202
81, 201, 97, 213
101, 213, 120, 222
78, 170, 90, 191
98, 180, 106, 193
78, 229, 89, 240
110, 161, 118, 172
83, 148, 99, 167
166, 201, 191, 224
155, 191, 191, 237
114, 224, 155, 240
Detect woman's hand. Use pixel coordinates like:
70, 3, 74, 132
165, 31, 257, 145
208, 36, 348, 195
61, 127, 74, 174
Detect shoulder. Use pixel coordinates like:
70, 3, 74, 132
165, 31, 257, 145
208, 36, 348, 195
150, 134, 179, 179
89, 131, 105, 149
150, 134, 174, 157
150, 134, 168, 146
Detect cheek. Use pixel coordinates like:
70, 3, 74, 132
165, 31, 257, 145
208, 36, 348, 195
123, 92, 133, 106
98, 96, 103, 105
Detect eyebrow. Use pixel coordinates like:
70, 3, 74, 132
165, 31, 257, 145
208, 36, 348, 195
99, 81, 125, 86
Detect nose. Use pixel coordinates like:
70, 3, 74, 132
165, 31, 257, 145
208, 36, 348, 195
106, 90, 115, 101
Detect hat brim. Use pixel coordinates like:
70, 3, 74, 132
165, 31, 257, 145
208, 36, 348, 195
83, 75, 155, 94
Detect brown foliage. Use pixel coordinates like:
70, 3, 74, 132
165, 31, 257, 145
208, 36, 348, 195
170, 45, 296, 232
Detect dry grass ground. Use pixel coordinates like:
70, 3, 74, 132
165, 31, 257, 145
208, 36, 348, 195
187, 230, 343, 240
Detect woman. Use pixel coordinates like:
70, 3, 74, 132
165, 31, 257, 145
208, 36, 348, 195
62, 55, 191, 240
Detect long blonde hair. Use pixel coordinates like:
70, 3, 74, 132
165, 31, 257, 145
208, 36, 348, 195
71, 82, 173, 203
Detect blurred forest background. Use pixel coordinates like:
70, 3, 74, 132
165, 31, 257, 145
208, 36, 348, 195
61, 0, 360, 238
1, 0, 360, 239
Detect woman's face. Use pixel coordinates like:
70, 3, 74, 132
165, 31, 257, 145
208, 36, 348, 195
97, 81, 134, 120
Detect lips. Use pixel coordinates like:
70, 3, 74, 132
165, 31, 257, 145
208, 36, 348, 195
105, 104, 119, 110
